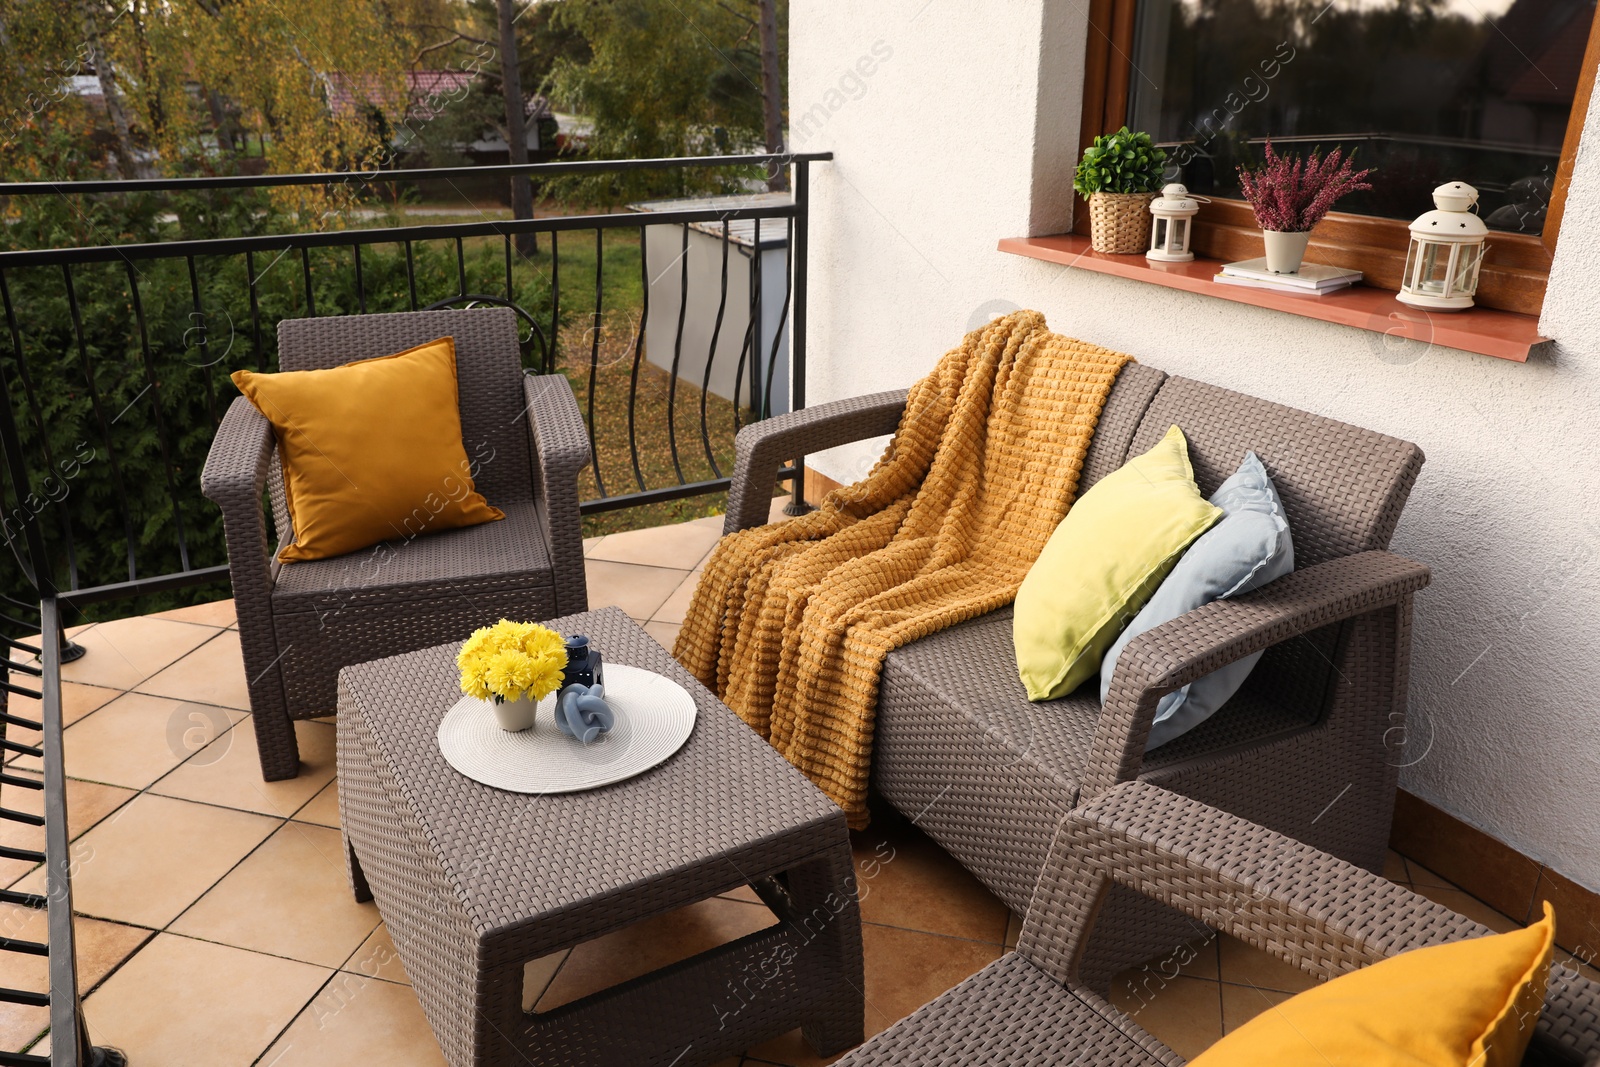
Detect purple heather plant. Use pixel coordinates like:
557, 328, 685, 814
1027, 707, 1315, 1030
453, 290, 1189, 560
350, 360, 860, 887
1236, 141, 1375, 233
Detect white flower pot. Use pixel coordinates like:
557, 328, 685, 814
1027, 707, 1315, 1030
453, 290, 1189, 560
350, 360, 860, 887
1262, 229, 1311, 274
491, 694, 539, 732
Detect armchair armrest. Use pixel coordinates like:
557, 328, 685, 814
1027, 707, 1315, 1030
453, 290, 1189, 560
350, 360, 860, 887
1022, 782, 1600, 1064
524, 373, 591, 615
200, 397, 277, 608
723, 389, 908, 534
1083, 550, 1431, 798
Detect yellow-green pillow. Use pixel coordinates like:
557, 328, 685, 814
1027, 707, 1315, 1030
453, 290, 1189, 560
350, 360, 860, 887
1013, 425, 1220, 700
1191, 904, 1555, 1067
232, 337, 504, 562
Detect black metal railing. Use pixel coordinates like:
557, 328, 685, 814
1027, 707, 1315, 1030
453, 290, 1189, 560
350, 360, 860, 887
0, 151, 829, 1058
0, 151, 829, 616
0, 312, 121, 1062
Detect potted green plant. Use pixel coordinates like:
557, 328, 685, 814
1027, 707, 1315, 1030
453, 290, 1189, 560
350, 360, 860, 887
1074, 127, 1168, 254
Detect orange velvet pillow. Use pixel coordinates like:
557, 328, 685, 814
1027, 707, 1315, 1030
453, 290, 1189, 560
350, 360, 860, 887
1190, 904, 1556, 1067
232, 337, 503, 562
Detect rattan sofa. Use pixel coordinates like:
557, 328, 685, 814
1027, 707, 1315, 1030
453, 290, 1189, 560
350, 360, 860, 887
724, 364, 1431, 952
201, 307, 591, 780
833, 781, 1600, 1065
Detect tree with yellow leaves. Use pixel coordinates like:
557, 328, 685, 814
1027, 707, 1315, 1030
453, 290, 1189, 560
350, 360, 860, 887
1, 1, 453, 223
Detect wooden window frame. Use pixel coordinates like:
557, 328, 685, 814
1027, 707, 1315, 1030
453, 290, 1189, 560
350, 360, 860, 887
1075, 0, 1600, 316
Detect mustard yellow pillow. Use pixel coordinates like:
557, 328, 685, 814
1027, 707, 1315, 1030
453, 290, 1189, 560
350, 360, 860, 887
232, 337, 503, 562
1013, 425, 1221, 700
1191, 904, 1556, 1067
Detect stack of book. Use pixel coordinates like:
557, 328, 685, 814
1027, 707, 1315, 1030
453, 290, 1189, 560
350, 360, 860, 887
1215, 258, 1362, 295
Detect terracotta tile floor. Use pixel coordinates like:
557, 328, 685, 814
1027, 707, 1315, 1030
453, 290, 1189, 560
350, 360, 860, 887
0, 505, 1557, 1064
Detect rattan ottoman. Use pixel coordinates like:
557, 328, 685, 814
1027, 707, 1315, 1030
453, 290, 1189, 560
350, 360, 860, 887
336, 606, 864, 1067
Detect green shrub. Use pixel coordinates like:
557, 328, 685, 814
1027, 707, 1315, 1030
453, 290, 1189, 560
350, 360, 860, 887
0, 186, 567, 624
1073, 127, 1167, 197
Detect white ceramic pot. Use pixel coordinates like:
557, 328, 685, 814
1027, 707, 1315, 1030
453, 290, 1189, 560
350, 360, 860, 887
491, 694, 538, 732
1262, 229, 1311, 274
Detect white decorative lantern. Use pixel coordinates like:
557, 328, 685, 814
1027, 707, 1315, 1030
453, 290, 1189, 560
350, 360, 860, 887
1398, 182, 1488, 311
1147, 183, 1205, 263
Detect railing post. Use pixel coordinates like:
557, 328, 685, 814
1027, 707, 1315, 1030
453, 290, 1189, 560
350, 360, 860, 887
784, 157, 815, 517
57, 614, 84, 664
41, 596, 125, 1067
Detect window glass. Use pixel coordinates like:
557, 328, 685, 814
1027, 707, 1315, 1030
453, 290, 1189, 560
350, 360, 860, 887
1128, 0, 1594, 233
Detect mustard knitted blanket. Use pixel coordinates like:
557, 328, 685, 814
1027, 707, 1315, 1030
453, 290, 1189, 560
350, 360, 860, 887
673, 311, 1132, 828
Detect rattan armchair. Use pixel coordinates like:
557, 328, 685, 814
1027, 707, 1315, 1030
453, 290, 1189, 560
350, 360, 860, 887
835, 782, 1600, 1065
201, 307, 590, 780
725, 365, 1430, 966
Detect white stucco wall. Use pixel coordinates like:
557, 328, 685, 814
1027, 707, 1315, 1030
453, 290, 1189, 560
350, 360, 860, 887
792, 0, 1600, 888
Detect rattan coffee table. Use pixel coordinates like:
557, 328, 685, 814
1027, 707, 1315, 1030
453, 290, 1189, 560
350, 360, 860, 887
336, 606, 864, 1067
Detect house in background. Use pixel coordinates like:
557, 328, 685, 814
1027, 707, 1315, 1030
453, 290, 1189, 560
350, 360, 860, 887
452, 94, 558, 167
330, 71, 557, 164
1475, 0, 1593, 149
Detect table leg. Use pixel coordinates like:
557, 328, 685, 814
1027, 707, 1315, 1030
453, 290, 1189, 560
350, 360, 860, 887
783, 845, 866, 1056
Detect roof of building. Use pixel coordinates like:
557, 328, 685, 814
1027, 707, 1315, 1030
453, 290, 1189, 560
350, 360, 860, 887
628, 191, 793, 249
326, 71, 553, 123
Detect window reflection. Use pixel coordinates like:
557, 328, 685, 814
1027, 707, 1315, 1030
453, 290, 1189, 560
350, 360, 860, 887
1127, 0, 1593, 232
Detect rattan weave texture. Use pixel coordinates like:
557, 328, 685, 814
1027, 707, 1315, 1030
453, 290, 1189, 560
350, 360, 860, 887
1043, 784, 1600, 1065
873, 602, 1327, 914
682, 315, 1133, 828
724, 360, 1429, 957
829, 952, 1176, 1066
525, 372, 592, 617
201, 308, 590, 780
835, 784, 1600, 1065
1125, 376, 1423, 569
273, 583, 559, 712
270, 500, 554, 610
723, 388, 910, 535
338, 607, 864, 1067
1088, 192, 1156, 255
1076, 363, 1167, 490
201, 394, 289, 755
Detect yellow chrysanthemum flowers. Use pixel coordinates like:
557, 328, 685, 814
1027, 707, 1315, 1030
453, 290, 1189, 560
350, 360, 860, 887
457, 619, 568, 703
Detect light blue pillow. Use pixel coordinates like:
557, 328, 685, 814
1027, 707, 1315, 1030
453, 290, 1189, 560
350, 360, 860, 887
1098, 451, 1294, 750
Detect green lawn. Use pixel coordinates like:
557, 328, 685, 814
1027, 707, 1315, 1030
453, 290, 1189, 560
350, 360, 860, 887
525, 225, 647, 325
388, 203, 649, 321
405, 214, 757, 537
102, 205, 759, 622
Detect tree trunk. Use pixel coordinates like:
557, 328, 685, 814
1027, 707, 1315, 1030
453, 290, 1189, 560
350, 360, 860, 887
206, 88, 236, 156
495, 0, 537, 257
77, 0, 146, 178
757, 0, 787, 192
128, 0, 162, 137
192, 1, 235, 157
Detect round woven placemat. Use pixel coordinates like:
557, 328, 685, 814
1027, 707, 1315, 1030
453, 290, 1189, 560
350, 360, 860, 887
436, 664, 697, 793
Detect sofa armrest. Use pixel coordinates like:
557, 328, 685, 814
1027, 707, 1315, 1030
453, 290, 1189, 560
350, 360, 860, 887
200, 397, 278, 610
525, 373, 592, 615
1021, 782, 1600, 1064
1082, 550, 1431, 798
723, 389, 908, 534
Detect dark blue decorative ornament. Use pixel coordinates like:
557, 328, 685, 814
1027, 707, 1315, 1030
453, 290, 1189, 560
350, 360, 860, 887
561, 634, 605, 689
554, 682, 616, 744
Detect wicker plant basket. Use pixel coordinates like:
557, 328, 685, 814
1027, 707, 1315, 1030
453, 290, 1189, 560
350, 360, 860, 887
1088, 191, 1155, 254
